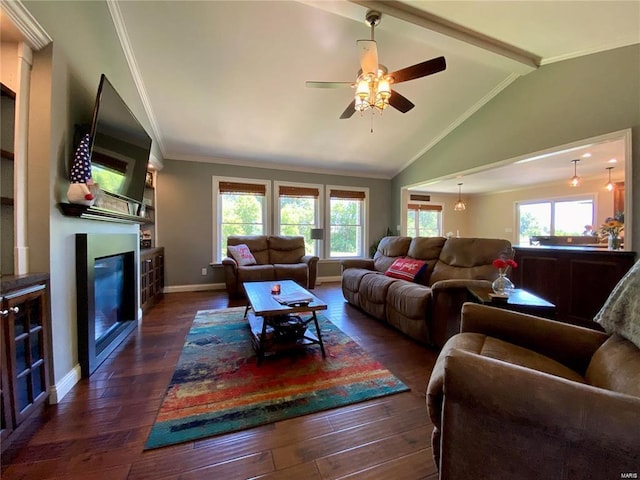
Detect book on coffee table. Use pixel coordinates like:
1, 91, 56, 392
275, 293, 313, 306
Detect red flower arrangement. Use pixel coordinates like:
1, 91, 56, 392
492, 258, 518, 271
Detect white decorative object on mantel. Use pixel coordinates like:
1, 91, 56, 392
67, 183, 96, 206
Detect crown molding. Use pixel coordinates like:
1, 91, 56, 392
106, 0, 166, 156
1, 0, 52, 50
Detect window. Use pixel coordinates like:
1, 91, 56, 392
275, 182, 322, 255
326, 187, 368, 258
213, 177, 270, 261
518, 197, 594, 245
407, 203, 442, 237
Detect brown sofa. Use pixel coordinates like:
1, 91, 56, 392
341, 236, 513, 347
222, 235, 319, 297
426, 302, 640, 479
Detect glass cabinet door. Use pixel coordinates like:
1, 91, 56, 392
4, 285, 50, 425
1, 317, 14, 442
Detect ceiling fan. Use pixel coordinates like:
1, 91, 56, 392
306, 10, 446, 119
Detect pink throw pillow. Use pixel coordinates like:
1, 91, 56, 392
228, 244, 257, 266
385, 257, 428, 283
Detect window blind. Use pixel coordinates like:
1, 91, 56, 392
408, 204, 442, 211
330, 189, 366, 200
409, 194, 431, 202
278, 186, 320, 198
219, 181, 266, 196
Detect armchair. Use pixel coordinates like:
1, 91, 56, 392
427, 300, 640, 479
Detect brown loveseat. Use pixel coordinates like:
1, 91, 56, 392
427, 302, 640, 479
341, 236, 513, 347
222, 235, 319, 297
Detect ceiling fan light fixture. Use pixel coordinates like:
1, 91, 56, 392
377, 77, 391, 99
454, 183, 466, 211
569, 159, 581, 187
354, 74, 390, 114
356, 76, 370, 99
605, 166, 614, 191
354, 96, 369, 113
306, 9, 446, 120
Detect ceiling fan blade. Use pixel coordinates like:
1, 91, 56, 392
357, 40, 378, 75
389, 90, 415, 113
340, 99, 356, 119
306, 81, 354, 89
389, 56, 446, 84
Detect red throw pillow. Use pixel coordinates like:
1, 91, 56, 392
228, 244, 257, 266
385, 257, 428, 283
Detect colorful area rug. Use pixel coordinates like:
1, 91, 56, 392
145, 307, 409, 449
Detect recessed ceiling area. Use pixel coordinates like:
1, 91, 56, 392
409, 134, 627, 195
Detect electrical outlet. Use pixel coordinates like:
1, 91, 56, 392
201, 268, 207, 276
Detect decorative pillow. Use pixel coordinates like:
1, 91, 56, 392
594, 259, 640, 349
228, 244, 257, 266
385, 257, 428, 283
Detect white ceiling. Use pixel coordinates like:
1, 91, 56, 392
6, 1, 640, 189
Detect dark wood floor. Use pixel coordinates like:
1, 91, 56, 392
1, 282, 440, 479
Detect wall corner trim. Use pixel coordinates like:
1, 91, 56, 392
49, 364, 82, 404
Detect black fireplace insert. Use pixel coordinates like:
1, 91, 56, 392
76, 233, 138, 376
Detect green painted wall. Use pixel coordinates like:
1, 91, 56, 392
392, 45, 640, 254
156, 159, 391, 286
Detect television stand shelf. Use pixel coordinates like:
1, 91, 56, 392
58, 203, 151, 224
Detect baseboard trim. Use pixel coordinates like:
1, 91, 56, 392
162, 275, 342, 293
50, 364, 82, 404
163, 283, 225, 293
164, 278, 341, 294
317, 276, 342, 284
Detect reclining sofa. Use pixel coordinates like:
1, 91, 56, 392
222, 235, 318, 298
341, 236, 513, 348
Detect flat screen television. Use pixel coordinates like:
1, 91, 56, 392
86, 74, 152, 204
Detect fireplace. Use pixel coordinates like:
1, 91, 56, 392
76, 233, 138, 377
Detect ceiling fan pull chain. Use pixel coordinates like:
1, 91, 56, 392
371, 114, 374, 134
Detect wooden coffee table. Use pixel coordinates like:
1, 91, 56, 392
243, 280, 327, 365
467, 285, 556, 319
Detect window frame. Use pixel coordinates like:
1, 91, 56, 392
325, 185, 369, 260
274, 181, 324, 256
516, 194, 596, 245
406, 202, 443, 237
212, 176, 271, 262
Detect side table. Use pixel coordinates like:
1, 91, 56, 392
467, 286, 556, 319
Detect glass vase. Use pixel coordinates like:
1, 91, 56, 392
492, 271, 515, 295
607, 234, 621, 250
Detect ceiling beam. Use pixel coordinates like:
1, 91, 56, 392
349, 0, 540, 72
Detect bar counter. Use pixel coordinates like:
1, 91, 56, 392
512, 246, 636, 328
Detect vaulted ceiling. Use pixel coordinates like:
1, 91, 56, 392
5, 1, 640, 190
107, 1, 638, 182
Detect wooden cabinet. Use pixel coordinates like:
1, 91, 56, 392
141, 247, 164, 313
0, 274, 51, 452
512, 247, 636, 328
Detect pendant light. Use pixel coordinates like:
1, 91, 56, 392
569, 159, 581, 187
453, 183, 466, 211
605, 167, 614, 191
